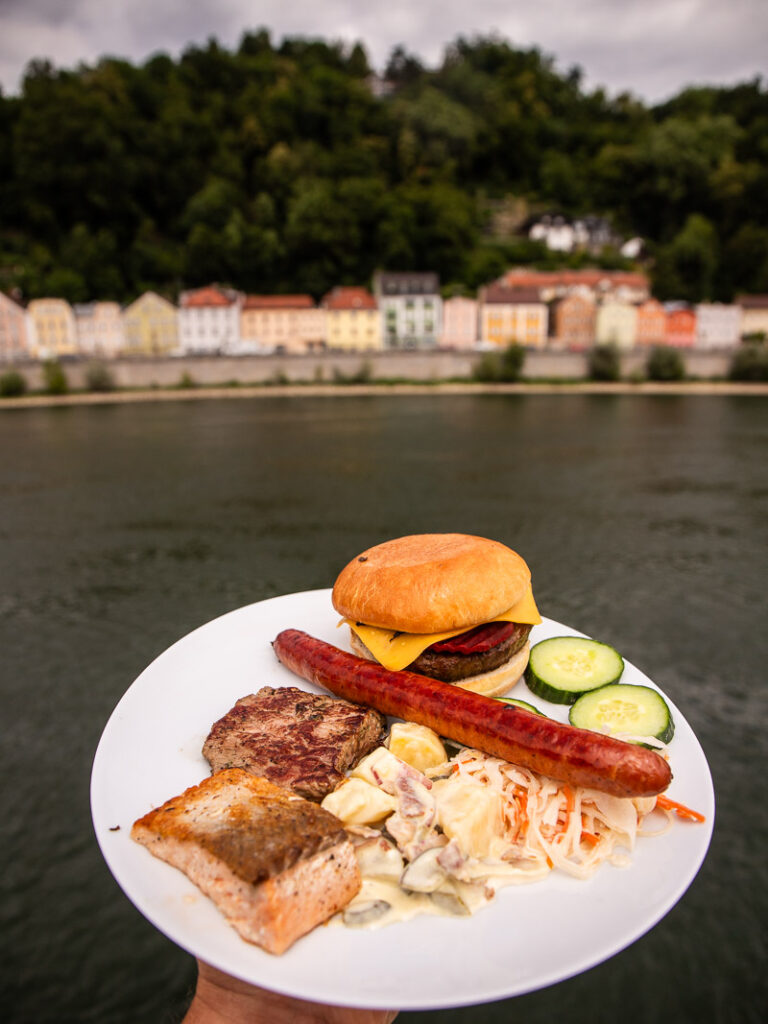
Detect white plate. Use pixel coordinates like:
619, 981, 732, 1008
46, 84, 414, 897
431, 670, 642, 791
91, 590, 714, 1010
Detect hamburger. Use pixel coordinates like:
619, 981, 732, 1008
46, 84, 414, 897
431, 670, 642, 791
332, 533, 541, 698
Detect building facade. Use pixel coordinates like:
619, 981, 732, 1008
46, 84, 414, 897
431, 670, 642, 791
0, 291, 30, 362
122, 292, 179, 355
664, 305, 697, 347
635, 299, 667, 346
502, 268, 650, 304
321, 287, 381, 350
372, 271, 442, 348
178, 286, 242, 354
241, 295, 326, 353
478, 284, 548, 348
695, 304, 741, 348
552, 293, 596, 348
595, 300, 638, 349
737, 295, 768, 339
440, 296, 478, 348
74, 301, 125, 357
27, 298, 78, 358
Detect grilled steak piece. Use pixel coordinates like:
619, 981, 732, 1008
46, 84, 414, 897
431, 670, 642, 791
131, 768, 361, 954
408, 622, 532, 682
203, 686, 386, 801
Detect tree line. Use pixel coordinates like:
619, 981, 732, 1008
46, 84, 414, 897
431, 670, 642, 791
0, 30, 766, 305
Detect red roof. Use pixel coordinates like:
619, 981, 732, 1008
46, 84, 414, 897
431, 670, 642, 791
181, 286, 236, 308
322, 287, 377, 311
243, 294, 315, 311
481, 283, 542, 305
502, 269, 648, 289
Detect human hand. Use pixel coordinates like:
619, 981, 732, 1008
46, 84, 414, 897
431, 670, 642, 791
183, 959, 399, 1024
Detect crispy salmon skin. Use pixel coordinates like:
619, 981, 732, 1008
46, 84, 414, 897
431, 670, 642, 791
130, 768, 361, 954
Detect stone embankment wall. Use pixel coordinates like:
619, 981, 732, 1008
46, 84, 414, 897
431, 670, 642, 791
10, 347, 735, 390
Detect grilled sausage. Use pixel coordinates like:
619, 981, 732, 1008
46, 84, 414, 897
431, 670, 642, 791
272, 629, 672, 798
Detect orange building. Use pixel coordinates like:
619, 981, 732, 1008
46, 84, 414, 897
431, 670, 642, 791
241, 295, 325, 353
553, 294, 596, 348
635, 299, 667, 346
664, 305, 696, 347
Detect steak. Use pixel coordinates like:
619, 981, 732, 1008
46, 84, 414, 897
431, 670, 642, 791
203, 686, 386, 801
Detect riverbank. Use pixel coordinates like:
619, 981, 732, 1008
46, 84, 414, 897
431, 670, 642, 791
3, 379, 768, 409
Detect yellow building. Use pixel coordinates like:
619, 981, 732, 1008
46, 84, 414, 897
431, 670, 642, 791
122, 291, 179, 355
321, 287, 381, 350
478, 284, 548, 348
595, 299, 638, 349
27, 298, 78, 358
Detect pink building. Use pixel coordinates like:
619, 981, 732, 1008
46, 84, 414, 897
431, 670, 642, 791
440, 296, 478, 348
0, 291, 30, 362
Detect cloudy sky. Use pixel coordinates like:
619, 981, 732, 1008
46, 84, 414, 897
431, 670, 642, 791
1, 0, 766, 103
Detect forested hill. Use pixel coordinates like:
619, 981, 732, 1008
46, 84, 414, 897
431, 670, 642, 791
1, 31, 766, 305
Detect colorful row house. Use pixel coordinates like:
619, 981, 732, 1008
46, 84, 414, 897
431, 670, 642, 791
373, 272, 442, 348
122, 291, 178, 355
0, 291, 30, 362
478, 284, 548, 348
440, 296, 479, 348
737, 295, 768, 338
178, 286, 241, 354
27, 298, 78, 358
241, 295, 326, 353
73, 301, 125, 357
321, 287, 381, 350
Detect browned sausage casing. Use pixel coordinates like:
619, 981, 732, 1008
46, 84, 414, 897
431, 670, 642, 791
272, 629, 672, 798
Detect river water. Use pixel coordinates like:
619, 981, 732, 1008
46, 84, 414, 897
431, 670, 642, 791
1, 393, 766, 1023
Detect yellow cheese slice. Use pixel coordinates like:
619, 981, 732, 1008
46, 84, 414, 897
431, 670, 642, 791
342, 587, 541, 671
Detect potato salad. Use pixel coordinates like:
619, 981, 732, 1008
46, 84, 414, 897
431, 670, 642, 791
321, 723, 668, 929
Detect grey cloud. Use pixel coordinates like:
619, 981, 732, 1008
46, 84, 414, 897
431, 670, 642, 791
0, 0, 765, 100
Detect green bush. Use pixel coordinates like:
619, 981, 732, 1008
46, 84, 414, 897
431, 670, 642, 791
0, 369, 28, 397
177, 371, 196, 389
84, 361, 115, 392
42, 360, 68, 395
646, 345, 686, 381
729, 342, 768, 381
587, 343, 620, 381
472, 343, 525, 382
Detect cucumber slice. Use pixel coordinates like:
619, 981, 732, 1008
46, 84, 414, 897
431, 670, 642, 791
494, 697, 545, 716
525, 636, 624, 704
569, 683, 674, 744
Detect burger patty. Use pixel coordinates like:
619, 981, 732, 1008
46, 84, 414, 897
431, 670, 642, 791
408, 622, 532, 683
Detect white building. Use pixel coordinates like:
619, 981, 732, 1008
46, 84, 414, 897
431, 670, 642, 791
694, 303, 742, 348
74, 301, 125, 357
372, 271, 442, 348
178, 286, 242, 354
440, 296, 478, 348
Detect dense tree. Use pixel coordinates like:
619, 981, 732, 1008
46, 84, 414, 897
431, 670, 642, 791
0, 34, 765, 303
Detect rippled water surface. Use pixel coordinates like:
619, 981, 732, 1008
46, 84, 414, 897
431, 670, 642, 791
1, 393, 766, 1023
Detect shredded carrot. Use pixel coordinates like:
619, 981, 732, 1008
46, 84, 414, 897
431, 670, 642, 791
656, 794, 706, 823
580, 831, 600, 848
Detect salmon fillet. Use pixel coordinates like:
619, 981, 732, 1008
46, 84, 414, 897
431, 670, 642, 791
130, 768, 361, 954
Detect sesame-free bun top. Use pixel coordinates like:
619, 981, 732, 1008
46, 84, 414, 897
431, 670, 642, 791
332, 533, 532, 634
